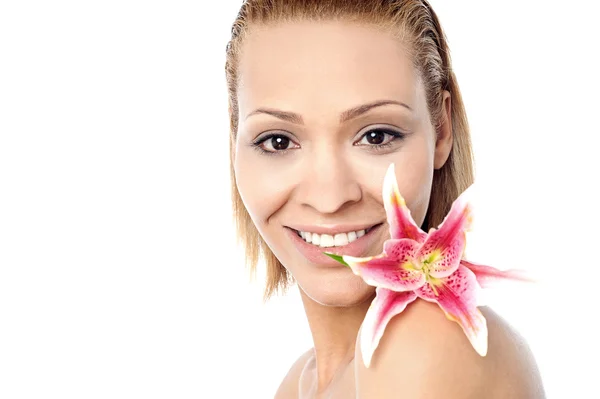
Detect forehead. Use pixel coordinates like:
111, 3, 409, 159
237, 21, 423, 118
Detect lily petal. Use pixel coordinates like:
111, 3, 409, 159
416, 187, 473, 278
343, 239, 425, 292
416, 265, 488, 356
360, 287, 418, 368
383, 163, 428, 242
461, 259, 537, 288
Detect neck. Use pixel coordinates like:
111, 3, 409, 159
298, 287, 374, 392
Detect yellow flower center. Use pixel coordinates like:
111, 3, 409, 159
419, 251, 442, 296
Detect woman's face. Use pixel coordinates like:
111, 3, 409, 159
234, 21, 452, 306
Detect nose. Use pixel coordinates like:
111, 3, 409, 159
295, 145, 362, 214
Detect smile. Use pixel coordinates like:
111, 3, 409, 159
294, 225, 379, 248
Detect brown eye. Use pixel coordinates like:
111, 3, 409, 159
356, 128, 405, 147
253, 134, 300, 153
269, 136, 290, 150
365, 130, 387, 145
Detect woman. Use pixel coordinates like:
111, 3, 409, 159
225, 0, 545, 397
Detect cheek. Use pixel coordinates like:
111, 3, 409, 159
233, 148, 290, 229
393, 139, 435, 227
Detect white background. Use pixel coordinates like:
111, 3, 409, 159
1, 0, 598, 398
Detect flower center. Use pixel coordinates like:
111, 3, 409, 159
420, 259, 432, 277
418, 257, 442, 296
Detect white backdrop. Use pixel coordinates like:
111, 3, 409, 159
1, 1, 598, 398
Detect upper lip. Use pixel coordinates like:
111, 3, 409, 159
287, 223, 383, 235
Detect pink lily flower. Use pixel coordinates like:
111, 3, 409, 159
325, 164, 532, 367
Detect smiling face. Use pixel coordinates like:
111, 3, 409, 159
233, 20, 453, 306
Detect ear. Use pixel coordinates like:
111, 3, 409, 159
433, 90, 453, 170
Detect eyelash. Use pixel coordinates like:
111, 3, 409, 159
251, 134, 299, 156
355, 128, 406, 152
251, 128, 406, 155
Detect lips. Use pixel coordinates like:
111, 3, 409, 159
285, 223, 385, 267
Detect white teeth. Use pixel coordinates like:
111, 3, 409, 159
348, 231, 357, 243
298, 227, 374, 247
334, 233, 348, 246
311, 233, 320, 246
320, 234, 334, 248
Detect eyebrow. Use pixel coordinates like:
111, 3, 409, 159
244, 100, 412, 124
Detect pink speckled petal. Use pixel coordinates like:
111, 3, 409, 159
383, 164, 428, 242
416, 188, 473, 278
343, 239, 425, 292
360, 287, 418, 368
461, 259, 536, 288
417, 265, 488, 356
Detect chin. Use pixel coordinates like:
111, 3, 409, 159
298, 272, 376, 307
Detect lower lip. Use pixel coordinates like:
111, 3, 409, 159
285, 225, 383, 267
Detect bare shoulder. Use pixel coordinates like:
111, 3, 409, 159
274, 348, 314, 399
355, 299, 545, 399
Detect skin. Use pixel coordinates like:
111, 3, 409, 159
234, 20, 545, 398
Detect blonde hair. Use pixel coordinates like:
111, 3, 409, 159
225, 0, 475, 300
